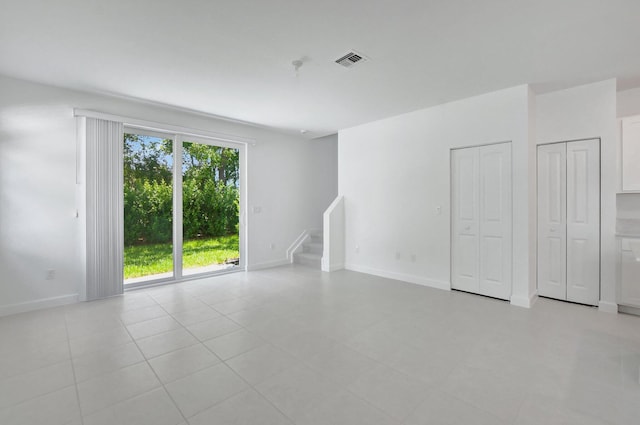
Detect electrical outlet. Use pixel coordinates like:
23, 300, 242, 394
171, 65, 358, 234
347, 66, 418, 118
45, 269, 56, 280
252, 206, 262, 214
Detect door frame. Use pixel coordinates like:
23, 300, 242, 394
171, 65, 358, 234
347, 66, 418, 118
536, 137, 602, 305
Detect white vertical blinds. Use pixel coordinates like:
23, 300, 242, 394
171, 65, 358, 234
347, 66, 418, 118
85, 118, 124, 300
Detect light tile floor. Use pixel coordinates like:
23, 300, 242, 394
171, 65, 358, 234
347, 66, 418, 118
1, 265, 639, 425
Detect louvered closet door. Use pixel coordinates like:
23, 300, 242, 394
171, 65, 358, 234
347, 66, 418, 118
451, 147, 480, 294
537, 143, 567, 300
478, 143, 512, 300
566, 139, 600, 305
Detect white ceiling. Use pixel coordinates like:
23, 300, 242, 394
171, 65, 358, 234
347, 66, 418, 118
1, 0, 640, 137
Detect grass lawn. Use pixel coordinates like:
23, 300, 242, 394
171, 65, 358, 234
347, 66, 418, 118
124, 234, 239, 279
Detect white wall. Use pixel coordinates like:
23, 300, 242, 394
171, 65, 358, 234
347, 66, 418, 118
617, 87, 640, 118
536, 79, 618, 310
308, 134, 338, 229
0, 75, 337, 314
339, 85, 535, 305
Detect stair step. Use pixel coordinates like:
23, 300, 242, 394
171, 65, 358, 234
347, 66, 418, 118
294, 252, 321, 268
308, 231, 323, 243
303, 242, 323, 255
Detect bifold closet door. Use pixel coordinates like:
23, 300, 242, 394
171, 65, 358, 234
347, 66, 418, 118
537, 143, 567, 300
452, 143, 512, 300
565, 139, 600, 305
537, 139, 600, 306
451, 147, 480, 294
478, 143, 512, 300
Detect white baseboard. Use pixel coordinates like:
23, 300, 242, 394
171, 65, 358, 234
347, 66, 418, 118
321, 261, 345, 272
510, 291, 538, 309
344, 263, 450, 291
0, 293, 79, 317
247, 259, 291, 271
598, 300, 618, 314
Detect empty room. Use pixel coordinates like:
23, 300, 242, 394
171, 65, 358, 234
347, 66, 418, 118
2, 1, 640, 424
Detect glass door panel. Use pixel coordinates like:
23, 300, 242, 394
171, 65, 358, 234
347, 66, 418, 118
123, 132, 174, 285
181, 141, 240, 276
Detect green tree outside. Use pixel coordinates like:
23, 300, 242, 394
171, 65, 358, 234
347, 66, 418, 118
123, 134, 239, 278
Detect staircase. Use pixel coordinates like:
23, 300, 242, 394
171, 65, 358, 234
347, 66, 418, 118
293, 231, 323, 268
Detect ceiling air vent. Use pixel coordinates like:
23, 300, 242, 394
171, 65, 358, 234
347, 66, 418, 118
335, 51, 368, 68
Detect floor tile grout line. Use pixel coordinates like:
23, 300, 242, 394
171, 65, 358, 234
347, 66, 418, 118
116, 307, 191, 425
0, 317, 82, 415
166, 290, 300, 424
63, 309, 86, 425
441, 368, 528, 424
235, 303, 468, 424
0, 354, 73, 384
0, 382, 80, 418
132, 285, 261, 421
270, 335, 409, 424
171, 295, 294, 422
5, 267, 639, 425
67, 294, 175, 418
199, 280, 409, 423
198, 342, 300, 424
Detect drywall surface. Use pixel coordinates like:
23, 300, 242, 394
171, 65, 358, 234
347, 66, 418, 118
0, 75, 336, 314
339, 85, 533, 303
309, 134, 338, 229
536, 79, 618, 308
617, 87, 640, 118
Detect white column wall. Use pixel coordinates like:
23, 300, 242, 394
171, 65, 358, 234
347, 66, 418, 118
617, 87, 640, 118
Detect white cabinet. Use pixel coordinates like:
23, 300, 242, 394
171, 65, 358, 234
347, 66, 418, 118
622, 115, 640, 192
619, 238, 640, 308
451, 142, 512, 300
537, 139, 600, 306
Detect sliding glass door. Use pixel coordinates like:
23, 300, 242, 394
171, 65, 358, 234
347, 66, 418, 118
123, 129, 242, 286
123, 132, 174, 284
181, 140, 240, 276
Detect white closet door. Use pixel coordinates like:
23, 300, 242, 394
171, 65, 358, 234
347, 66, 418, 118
537, 143, 567, 300
566, 139, 600, 305
451, 147, 480, 293
478, 143, 512, 300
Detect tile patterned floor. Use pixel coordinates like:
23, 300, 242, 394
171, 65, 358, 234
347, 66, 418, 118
1, 265, 639, 424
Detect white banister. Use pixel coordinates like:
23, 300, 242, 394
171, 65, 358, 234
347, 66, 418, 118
322, 196, 345, 272
286, 230, 311, 263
